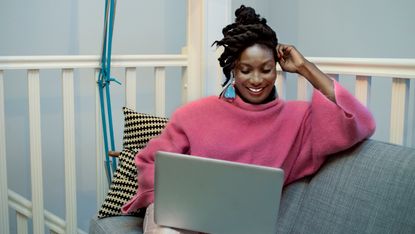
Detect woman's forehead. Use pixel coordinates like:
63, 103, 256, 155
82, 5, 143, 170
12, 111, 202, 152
238, 44, 275, 65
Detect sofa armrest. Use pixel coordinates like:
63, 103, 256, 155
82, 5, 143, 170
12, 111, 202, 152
277, 139, 415, 233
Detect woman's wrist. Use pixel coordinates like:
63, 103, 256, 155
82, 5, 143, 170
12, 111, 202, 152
297, 59, 314, 78
297, 60, 336, 102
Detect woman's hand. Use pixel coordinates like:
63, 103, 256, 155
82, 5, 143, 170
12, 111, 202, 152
277, 43, 336, 102
276, 44, 307, 74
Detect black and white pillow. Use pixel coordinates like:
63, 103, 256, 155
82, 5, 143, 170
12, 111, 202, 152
98, 107, 168, 218
123, 107, 169, 151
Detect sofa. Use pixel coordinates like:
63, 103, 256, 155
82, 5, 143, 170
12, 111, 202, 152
89, 139, 415, 233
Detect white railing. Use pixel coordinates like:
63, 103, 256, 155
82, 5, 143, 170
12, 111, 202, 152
0, 54, 190, 233
312, 57, 415, 145
1, 55, 415, 233
0, 70, 9, 233
8, 190, 84, 234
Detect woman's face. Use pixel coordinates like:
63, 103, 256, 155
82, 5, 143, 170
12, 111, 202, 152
233, 44, 277, 104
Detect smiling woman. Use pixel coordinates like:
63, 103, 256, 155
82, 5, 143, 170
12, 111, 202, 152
121, 5, 376, 234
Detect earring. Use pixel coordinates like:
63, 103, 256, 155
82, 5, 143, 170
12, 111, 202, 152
223, 77, 236, 100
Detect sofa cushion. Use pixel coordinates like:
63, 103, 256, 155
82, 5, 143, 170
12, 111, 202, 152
89, 215, 144, 234
277, 140, 415, 233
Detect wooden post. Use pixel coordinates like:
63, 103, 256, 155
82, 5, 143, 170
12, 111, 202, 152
27, 69, 45, 234
95, 69, 108, 207
0, 70, 10, 234
125, 67, 137, 110
62, 68, 77, 233
355, 75, 372, 107
186, 0, 204, 101
155, 67, 166, 117
389, 78, 409, 145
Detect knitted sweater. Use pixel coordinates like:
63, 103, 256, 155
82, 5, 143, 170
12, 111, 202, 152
122, 81, 375, 213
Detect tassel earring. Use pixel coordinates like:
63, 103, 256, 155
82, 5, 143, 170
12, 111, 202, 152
223, 77, 236, 101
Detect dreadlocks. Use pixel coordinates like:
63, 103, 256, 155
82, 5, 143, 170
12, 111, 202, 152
213, 5, 279, 86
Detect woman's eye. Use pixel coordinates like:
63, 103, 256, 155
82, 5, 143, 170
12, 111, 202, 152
241, 70, 250, 74
263, 69, 272, 73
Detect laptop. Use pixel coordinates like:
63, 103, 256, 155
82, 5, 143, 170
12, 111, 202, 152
154, 151, 284, 234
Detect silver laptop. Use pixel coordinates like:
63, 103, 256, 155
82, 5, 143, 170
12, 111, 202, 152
154, 151, 284, 234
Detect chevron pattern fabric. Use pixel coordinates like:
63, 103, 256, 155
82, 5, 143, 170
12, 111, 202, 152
123, 107, 169, 151
98, 107, 168, 218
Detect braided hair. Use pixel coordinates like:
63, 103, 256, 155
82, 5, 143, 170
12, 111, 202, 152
213, 5, 278, 87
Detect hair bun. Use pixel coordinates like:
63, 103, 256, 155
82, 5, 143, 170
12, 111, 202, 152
235, 5, 265, 24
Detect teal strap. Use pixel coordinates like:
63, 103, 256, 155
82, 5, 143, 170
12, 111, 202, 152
98, 0, 120, 184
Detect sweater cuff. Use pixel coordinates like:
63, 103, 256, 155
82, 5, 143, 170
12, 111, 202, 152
121, 190, 154, 214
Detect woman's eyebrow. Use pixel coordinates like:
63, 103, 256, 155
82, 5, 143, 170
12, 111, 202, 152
238, 60, 275, 67
236, 63, 252, 68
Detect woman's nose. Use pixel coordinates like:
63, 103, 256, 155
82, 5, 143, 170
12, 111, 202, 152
249, 72, 262, 85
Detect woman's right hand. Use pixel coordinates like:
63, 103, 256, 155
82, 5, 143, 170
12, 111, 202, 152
276, 44, 308, 74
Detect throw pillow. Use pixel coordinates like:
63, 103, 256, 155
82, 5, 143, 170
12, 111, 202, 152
98, 107, 169, 218
123, 107, 169, 151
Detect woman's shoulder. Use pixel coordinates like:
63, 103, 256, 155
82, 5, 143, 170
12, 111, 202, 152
179, 96, 219, 109
173, 96, 223, 116
190, 96, 220, 105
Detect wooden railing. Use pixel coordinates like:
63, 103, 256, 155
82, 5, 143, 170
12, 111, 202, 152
1, 55, 414, 233
0, 54, 190, 234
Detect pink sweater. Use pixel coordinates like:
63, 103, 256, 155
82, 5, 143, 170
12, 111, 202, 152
122, 81, 375, 213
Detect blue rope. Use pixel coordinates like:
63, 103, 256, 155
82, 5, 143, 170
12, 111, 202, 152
98, 0, 120, 184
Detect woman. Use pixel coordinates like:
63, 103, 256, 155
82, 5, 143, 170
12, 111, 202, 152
122, 5, 376, 233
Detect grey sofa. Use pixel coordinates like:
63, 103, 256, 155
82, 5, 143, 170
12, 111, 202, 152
89, 139, 415, 233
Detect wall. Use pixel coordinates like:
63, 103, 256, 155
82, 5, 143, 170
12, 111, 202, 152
295, 0, 415, 58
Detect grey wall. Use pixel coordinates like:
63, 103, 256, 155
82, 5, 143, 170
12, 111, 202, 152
233, 0, 415, 58
296, 0, 415, 58
0, 0, 79, 55
0, 0, 186, 56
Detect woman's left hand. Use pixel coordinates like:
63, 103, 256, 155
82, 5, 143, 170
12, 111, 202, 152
276, 44, 307, 74
277, 43, 336, 102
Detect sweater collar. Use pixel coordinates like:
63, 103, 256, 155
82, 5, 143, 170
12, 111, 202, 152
222, 95, 282, 111
221, 85, 281, 111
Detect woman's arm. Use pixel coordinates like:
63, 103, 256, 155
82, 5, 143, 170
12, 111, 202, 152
276, 44, 335, 102
122, 112, 190, 213
285, 80, 376, 184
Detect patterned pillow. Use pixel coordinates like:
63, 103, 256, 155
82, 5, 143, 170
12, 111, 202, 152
98, 107, 169, 218
123, 107, 169, 151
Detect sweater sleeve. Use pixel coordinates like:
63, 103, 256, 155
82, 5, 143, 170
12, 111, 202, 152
285, 80, 376, 184
121, 111, 189, 213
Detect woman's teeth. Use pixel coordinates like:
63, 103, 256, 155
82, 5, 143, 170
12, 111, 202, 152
248, 87, 263, 93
